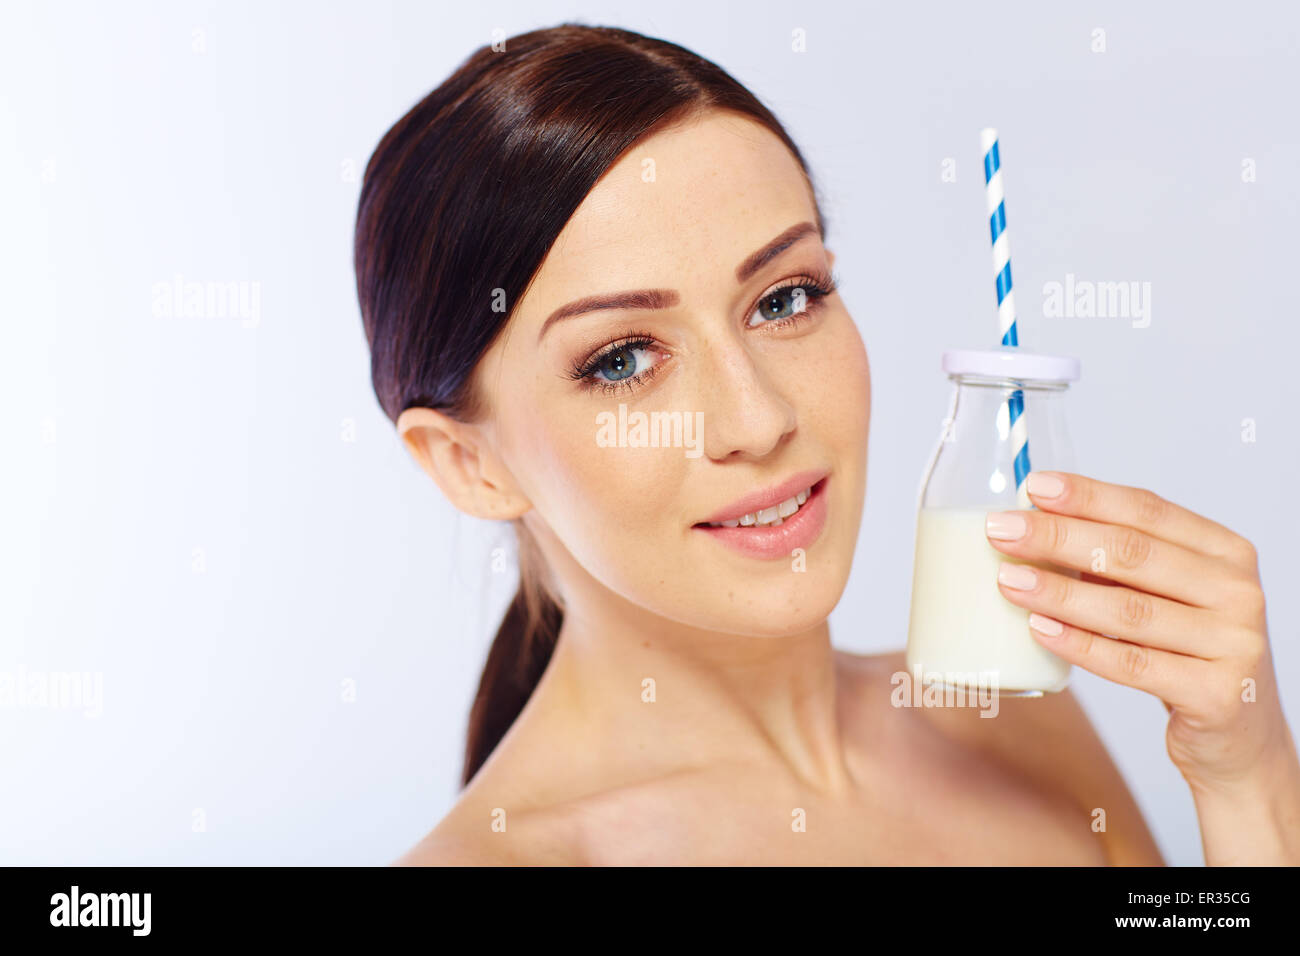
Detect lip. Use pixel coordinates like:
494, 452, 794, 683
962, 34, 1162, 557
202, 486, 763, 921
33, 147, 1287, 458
692, 474, 830, 561
693, 468, 830, 526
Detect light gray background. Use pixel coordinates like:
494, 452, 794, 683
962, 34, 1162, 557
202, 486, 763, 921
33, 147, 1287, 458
2, 0, 1296, 865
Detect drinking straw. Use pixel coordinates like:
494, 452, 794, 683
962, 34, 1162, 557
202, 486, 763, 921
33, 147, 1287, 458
981, 127, 1033, 509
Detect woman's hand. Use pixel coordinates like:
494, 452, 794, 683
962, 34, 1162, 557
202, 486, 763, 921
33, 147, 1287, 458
984, 470, 1300, 864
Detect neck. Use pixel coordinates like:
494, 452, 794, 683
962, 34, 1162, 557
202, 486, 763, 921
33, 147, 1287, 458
537, 584, 854, 797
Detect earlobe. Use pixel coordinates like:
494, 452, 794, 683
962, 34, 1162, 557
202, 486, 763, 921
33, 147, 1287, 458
395, 407, 531, 520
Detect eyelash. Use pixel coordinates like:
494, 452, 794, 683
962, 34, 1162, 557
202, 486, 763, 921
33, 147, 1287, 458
566, 269, 840, 395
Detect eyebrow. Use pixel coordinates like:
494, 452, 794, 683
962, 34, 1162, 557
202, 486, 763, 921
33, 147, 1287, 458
536, 220, 822, 342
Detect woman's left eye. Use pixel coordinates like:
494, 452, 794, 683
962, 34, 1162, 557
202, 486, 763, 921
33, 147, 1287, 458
746, 277, 836, 328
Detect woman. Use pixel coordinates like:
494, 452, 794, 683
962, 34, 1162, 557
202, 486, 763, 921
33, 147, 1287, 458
353, 23, 1300, 865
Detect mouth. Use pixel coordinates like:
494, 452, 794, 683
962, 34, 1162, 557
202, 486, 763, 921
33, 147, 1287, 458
692, 472, 831, 560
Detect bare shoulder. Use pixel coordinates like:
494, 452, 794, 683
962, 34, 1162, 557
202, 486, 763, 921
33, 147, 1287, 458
392, 792, 586, 866
393, 827, 506, 866
835, 648, 1165, 865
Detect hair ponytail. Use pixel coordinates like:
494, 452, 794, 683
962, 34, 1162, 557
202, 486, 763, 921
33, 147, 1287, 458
461, 521, 563, 786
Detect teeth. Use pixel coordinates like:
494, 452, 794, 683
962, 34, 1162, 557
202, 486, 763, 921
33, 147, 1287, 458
706, 485, 813, 528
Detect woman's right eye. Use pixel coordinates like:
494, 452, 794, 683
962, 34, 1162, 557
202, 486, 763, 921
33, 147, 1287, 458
592, 343, 655, 381
569, 334, 666, 393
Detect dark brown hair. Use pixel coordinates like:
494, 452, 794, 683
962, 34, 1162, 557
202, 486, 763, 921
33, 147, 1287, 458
353, 22, 824, 787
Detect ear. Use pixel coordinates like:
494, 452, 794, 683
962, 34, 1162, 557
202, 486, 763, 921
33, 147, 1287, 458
395, 407, 531, 521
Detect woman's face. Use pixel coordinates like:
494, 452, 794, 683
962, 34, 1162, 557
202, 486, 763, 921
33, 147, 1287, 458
473, 108, 870, 638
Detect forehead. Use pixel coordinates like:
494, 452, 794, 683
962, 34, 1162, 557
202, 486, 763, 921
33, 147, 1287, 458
523, 110, 817, 304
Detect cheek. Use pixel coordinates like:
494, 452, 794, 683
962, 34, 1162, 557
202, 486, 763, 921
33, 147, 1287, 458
845, 323, 871, 434
784, 311, 871, 441
507, 397, 687, 556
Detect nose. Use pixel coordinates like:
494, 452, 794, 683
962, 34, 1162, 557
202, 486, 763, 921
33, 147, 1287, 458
695, 332, 797, 462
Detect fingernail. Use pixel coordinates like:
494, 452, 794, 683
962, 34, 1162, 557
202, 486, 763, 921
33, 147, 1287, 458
985, 511, 1027, 540
1028, 612, 1064, 636
998, 562, 1037, 590
1027, 472, 1065, 498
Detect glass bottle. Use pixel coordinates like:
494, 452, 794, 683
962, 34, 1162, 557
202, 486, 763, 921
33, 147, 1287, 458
905, 346, 1081, 697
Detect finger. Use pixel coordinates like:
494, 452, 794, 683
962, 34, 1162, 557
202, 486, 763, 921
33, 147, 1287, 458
1024, 611, 1203, 709
996, 562, 1226, 659
1023, 471, 1257, 572
985, 509, 1241, 609
1079, 571, 1118, 587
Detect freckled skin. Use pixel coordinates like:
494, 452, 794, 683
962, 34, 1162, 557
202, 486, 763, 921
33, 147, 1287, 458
395, 110, 1162, 866
469, 111, 870, 637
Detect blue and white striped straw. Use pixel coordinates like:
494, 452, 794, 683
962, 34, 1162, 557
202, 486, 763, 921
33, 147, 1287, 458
981, 127, 1032, 509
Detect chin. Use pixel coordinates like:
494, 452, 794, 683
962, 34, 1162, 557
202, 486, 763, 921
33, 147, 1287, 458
665, 560, 852, 638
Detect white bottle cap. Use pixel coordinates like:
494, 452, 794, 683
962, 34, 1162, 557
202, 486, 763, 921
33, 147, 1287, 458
941, 345, 1080, 383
